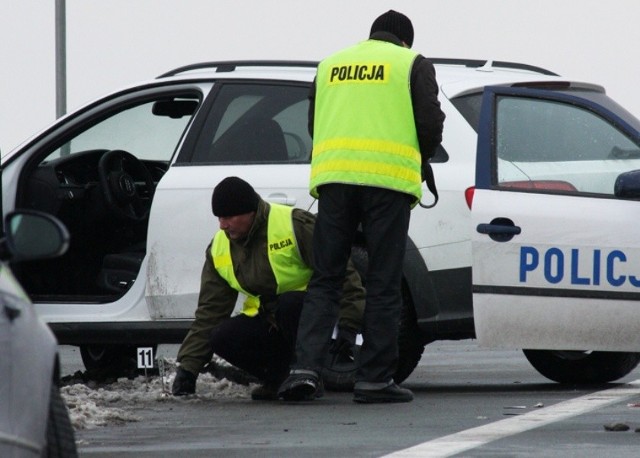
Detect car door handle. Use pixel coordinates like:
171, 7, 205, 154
266, 193, 297, 206
476, 224, 521, 235
477, 218, 521, 242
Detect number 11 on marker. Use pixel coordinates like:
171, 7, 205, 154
137, 347, 154, 369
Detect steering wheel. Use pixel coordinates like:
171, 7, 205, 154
98, 149, 156, 222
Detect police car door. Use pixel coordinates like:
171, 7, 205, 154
146, 81, 315, 319
471, 84, 640, 351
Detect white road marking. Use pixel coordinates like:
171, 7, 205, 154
383, 379, 640, 458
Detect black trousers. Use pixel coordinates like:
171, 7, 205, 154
293, 184, 411, 387
209, 291, 305, 385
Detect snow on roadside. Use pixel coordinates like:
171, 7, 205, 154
61, 358, 253, 430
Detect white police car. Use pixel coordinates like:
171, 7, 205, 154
2, 59, 639, 385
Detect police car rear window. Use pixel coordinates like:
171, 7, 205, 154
450, 93, 482, 133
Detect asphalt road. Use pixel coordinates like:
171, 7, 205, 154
61, 341, 640, 457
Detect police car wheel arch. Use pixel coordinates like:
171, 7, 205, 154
523, 349, 640, 384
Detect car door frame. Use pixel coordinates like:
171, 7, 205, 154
6, 83, 210, 344
472, 84, 640, 352
145, 78, 316, 320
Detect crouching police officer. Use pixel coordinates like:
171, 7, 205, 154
172, 176, 364, 400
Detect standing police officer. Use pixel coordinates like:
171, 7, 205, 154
172, 176, 364, 400
278, 10, 445, 403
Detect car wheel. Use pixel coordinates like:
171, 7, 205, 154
523, 349, 640, 384
323, 346, 359, 392
80, 344, 157, 375
45, 384, 78, 457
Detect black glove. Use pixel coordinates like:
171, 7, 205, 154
172, 367, 197, 396
330, 326, 357, 362
258, 294, 280, 330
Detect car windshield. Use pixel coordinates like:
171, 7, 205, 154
42, 97, 199, 163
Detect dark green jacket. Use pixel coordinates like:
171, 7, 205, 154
176, 199, 365, 375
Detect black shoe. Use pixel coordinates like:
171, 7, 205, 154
353, 383, 413, 404
277, 370, 322, 401
172, 368, 197, 396
251, 383, 279, 401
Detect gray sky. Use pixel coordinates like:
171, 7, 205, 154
1, 0, 638, 154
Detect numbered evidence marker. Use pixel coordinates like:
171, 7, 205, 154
137, 347, 154, 369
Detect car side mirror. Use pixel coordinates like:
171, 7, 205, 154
614, 170, 640, 199
4, 210, 70, 262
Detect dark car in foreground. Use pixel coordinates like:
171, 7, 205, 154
0, 209, 77, 456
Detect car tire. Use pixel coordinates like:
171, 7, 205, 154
80, 344, 158, 375
322, 343, 360, 392
45, 384, 78, 458
523, 349, 640, 384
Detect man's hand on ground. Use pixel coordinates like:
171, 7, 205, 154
172, 367, 197, 396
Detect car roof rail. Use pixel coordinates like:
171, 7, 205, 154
428, 58, 558, 76
158, 58, 558, 79
158, 60, 320, 78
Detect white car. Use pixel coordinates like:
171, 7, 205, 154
0, 209, 77, 456
2, 59, 639, 385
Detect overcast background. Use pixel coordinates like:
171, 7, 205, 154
1, 0, 638, 155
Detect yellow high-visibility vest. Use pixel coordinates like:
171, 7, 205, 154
211, 204, 312, 316
311, 39, 422, 205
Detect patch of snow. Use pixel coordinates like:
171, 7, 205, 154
61, 357, 253, 430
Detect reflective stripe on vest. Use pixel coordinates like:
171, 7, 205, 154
311, 39, 422, 205
211, 204, 312, 317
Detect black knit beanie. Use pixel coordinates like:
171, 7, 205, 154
370, 10, 414, 48
211, 176, 259, 217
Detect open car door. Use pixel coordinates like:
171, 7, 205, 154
471, 83, 640, 382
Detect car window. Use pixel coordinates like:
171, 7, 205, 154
451, 93, 482, 132
494, 96, 640, 195
43, 97, 198, 163
188, 83, 312, 164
